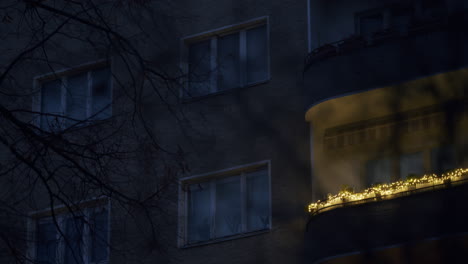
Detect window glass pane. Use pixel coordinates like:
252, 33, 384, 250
217, 33, 240, 90
215, 176, 241, 238
66, 73, 88, 126
246, 168, 269, 232
392, 7, 413, 33
188, 40, 211, 97
422, 0, 445, 19
41, 79, 63, 131
91, 209, 108, 263
400, 152, 424, 179
366, 158, 392, 186
64, 217, 84, 264
36, 222, 58, 264
431, 146, 456, 174
246, 25, 268, 84
91, 68, 111, 120
360, 14, 383, 36
188, 183, 211, 243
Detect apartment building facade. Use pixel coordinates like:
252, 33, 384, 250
0, 0, 467, 263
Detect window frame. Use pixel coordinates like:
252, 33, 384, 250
27, 197, 111, 264
355, 7, 391, 37
355, 3, 418, 38
180, 16, 270, 100
32, 60, 113, 130
354, 0, 447, 39
178, 160, 272, 247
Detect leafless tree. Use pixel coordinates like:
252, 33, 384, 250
0, 0, 190, 263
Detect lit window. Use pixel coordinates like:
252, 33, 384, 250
181, 164, 270, 245
31, 202, 109, 264
39, 66, 112, 131
184, 19, 269, 98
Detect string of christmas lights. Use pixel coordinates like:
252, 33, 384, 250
308, 168, 468, 214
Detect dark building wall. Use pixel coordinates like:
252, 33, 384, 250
130, 0, 313, 263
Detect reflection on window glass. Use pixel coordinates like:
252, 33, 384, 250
360, 14, 383, 37
246, 169, 269, 231
185, 166, 270, 244
40, 66, 111, 130
41, 79, 63, 131
36, 222, 58, 264
64, 217, 84, 264
392, 7, 413, 33
366, 158, 392, 186
432, 146, 456, 174
188, 183, 211, 243
66, 73, 88, 126
91, 68, 111, 120
188, 40, 212, 97
34, 205, 109, 264
215, 176, 241, 238
91, 209, 108, 263
217, 33, 240, 91
246, 25, 268, 84
186, 23, 268, 98
400, 152, 424, 179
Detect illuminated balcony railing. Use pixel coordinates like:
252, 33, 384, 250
308, 168, 468, 216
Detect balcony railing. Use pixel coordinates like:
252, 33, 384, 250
307, 168, 468, 217
305, 169, 468, 263
304, 16, 448, 70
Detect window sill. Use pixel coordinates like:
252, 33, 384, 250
180, 228, 271, 249
180, 78, 270, 104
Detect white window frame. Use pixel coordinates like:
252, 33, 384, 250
177, 160, 272, 247
180, 16, 270, 99
27, 197, 111, 264
32, 60, 113, 129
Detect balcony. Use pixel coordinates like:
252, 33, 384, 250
303, 11, 468, 109
304, 178, 468, 263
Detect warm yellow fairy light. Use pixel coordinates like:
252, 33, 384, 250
308, 168, 468, 214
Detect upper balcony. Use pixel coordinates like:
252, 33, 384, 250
304, 0, 468, 108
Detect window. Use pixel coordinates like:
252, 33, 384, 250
38, 66, 112, 131
431, 145, 456, 174
366, 158, 392, 186
184, 18, 269, 98
30, 202, 109, 264
358, 12, 384, 38
399, 152, 424, 179
421, 0, 446, 20
356, 4, 415, 40
180, 163, 270, 245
